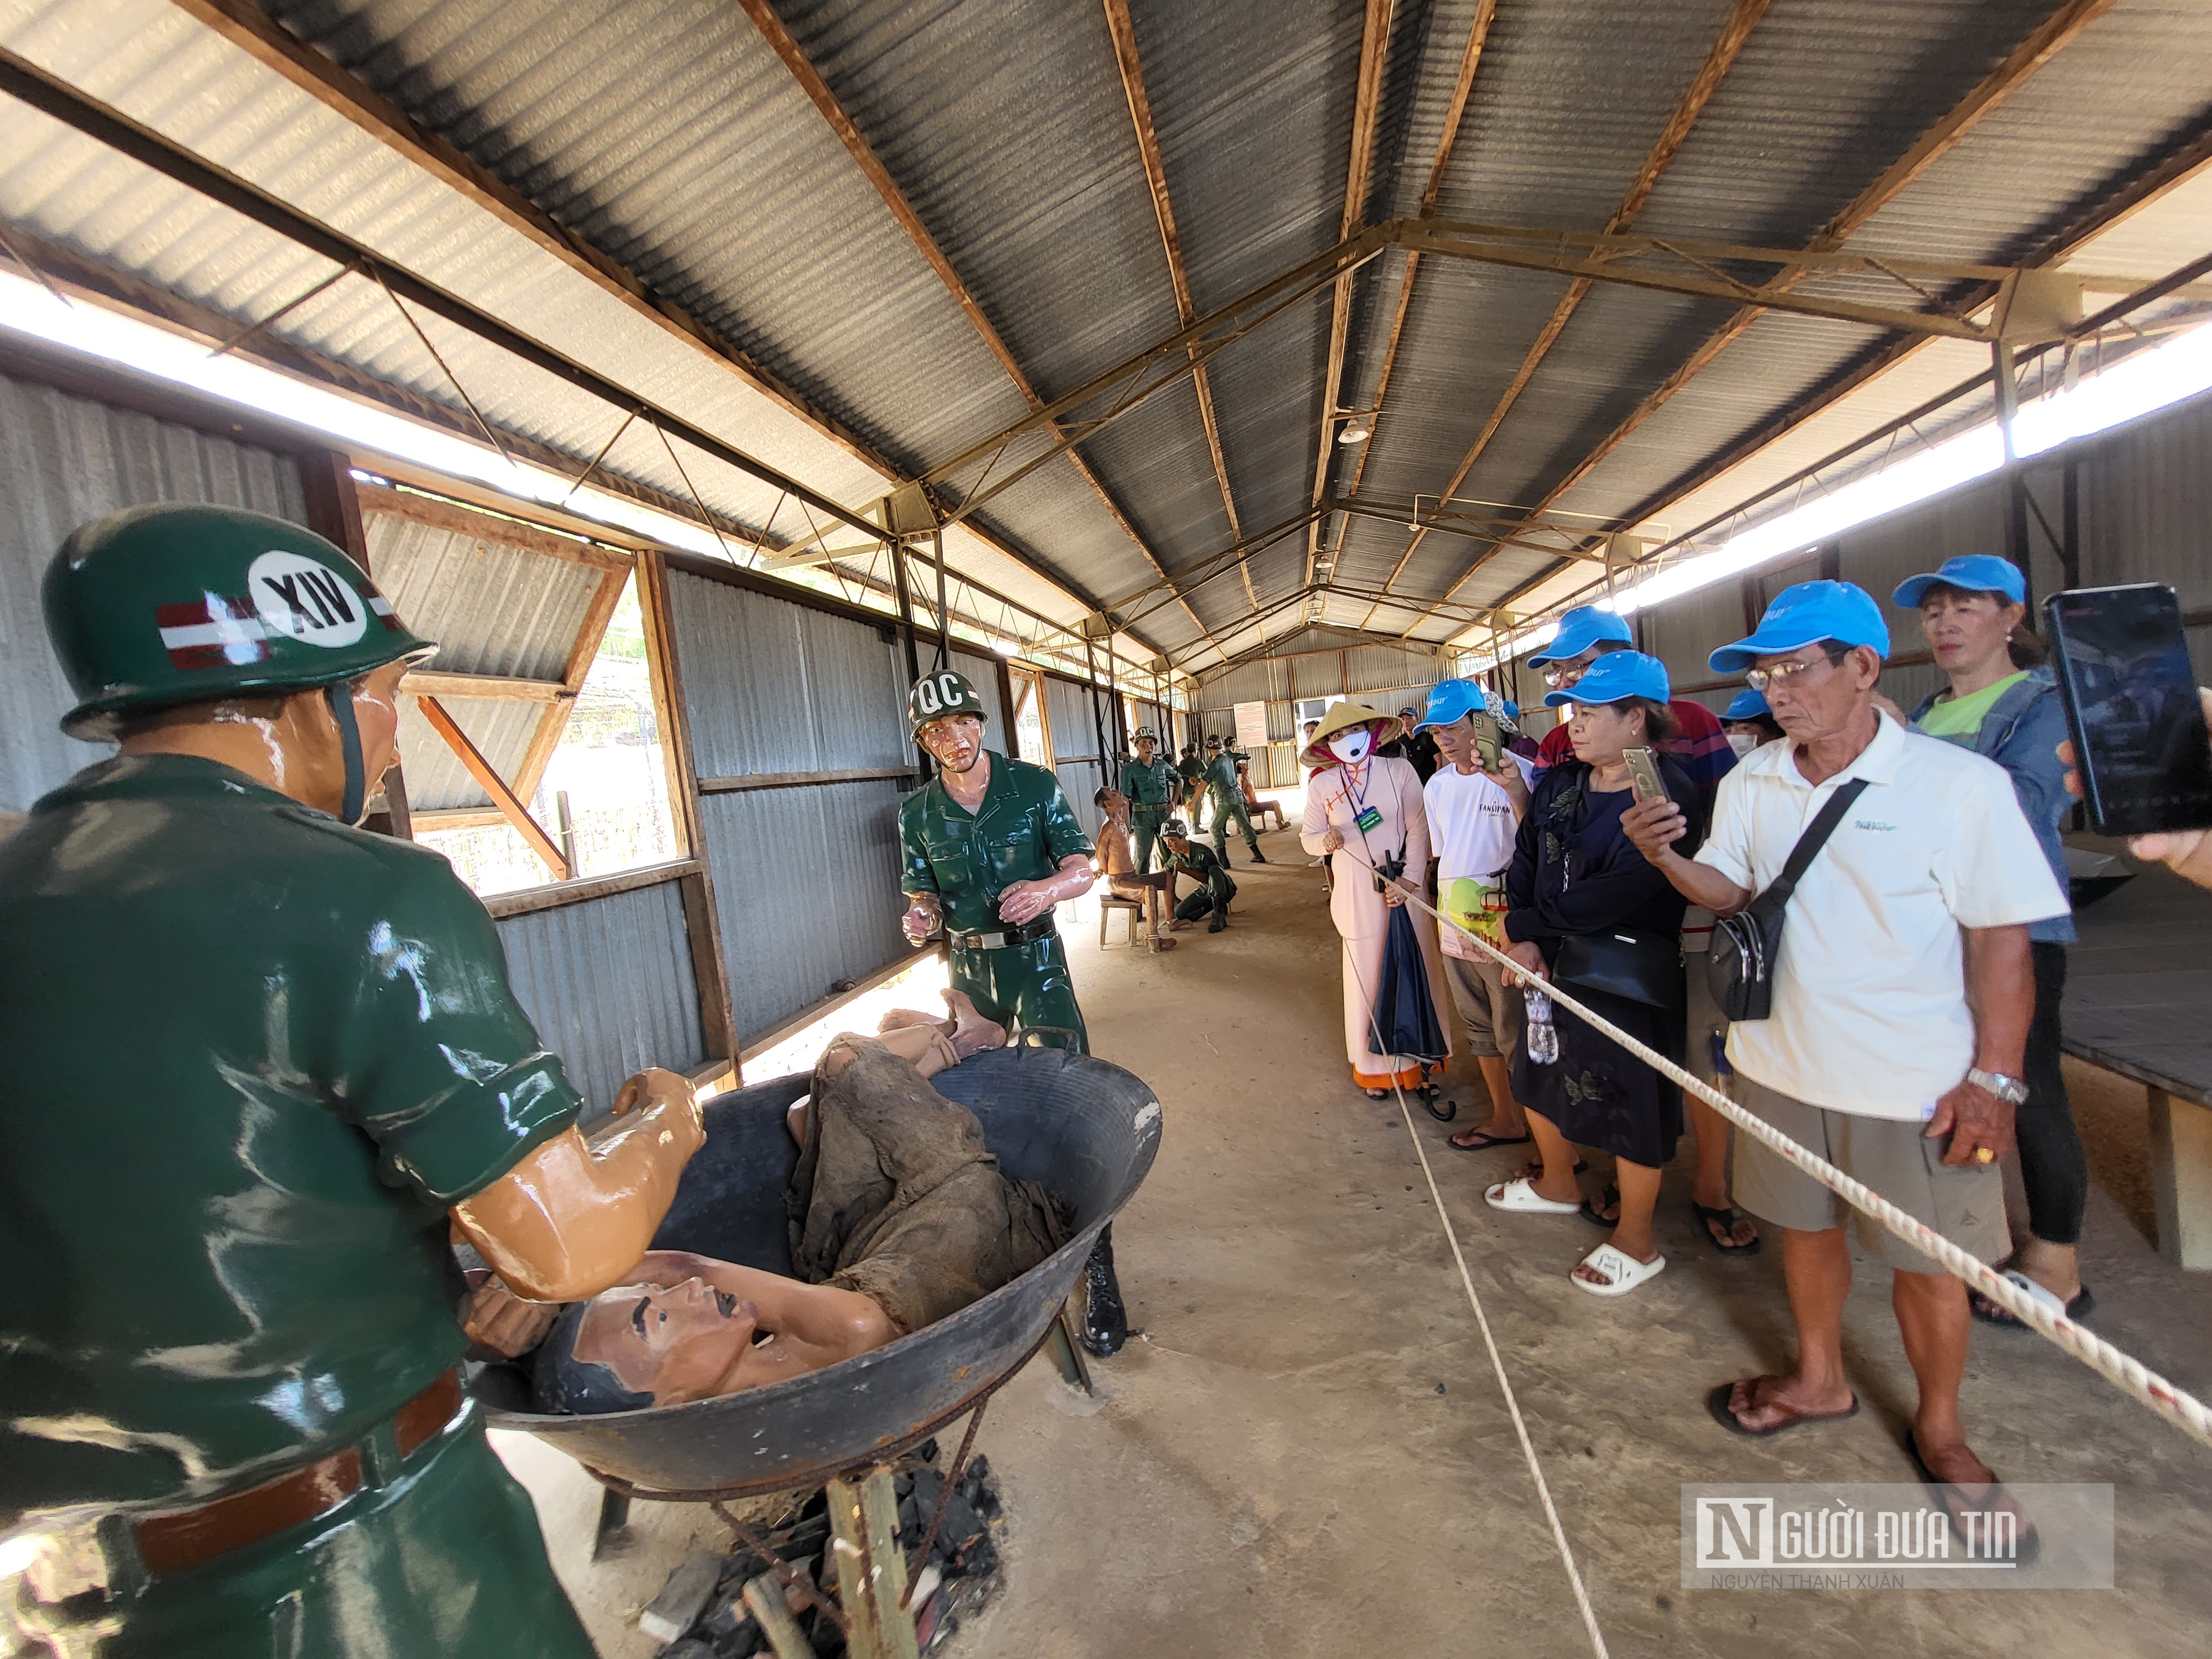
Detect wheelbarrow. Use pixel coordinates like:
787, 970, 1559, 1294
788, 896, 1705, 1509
468, 1040, 1160, 1651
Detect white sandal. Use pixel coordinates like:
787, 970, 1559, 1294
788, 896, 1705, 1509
1484, 1176, 1583, 1214
1573, 1243, 1667, 1297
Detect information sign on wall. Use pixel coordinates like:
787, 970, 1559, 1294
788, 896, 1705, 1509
1233, 700, 1270, 752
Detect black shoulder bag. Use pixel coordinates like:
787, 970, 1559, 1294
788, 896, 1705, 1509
1708, 778, 1870, 1021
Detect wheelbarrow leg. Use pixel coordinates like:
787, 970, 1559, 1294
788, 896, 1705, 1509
827, 1468, 921, 1659
1047, 1308, 1094, 1395
591, 1485, 630, 1561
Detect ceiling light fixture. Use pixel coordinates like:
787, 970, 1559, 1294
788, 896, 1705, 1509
1336, 419, 1371, 445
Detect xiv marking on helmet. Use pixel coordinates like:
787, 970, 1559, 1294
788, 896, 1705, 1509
43, 502, 434, 740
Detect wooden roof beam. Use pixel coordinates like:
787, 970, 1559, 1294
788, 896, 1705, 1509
1366, 0, 1773, 632
1102, 0, 1255, 614
1404, 0, 2121, 635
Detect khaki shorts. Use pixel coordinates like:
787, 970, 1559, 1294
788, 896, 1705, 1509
1442, 952, 1521, 1065
1731, 1072, 2008, 1272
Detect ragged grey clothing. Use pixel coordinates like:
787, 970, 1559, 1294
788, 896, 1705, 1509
786, 1041, 1068, 1335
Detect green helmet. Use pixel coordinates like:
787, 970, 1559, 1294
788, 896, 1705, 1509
907, 667, 989, 740
43, 503, 435, 739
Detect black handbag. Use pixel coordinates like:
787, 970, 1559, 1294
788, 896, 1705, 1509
1553, 929, 1686, 1011
1707, 778, 1870, 1021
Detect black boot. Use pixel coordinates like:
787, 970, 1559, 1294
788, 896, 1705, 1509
1081, 1227, 1128, 1357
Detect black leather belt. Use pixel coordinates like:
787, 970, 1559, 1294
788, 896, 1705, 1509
950, 915, 1057, 951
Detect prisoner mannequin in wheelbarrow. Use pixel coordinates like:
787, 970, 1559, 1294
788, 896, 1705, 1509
0, 505, 707, 1659
895, 669, 1133, 1357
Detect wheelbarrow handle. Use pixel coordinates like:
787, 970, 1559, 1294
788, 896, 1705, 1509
1013, 1026, 1082, 1060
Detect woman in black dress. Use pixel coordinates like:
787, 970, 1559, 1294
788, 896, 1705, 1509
1484, 651, 1700, 1298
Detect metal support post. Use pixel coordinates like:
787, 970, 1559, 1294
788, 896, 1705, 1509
1994, 340, 2031, 573
933, 529, 950, 670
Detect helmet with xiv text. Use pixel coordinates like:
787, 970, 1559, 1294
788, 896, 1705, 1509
44, 503, 434, 739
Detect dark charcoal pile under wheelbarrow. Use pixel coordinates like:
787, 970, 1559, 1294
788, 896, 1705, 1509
468, 1039, 1162, 1501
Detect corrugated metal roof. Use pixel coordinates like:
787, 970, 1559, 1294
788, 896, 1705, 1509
497, 872, 705, 1121
0, 366, 307, 810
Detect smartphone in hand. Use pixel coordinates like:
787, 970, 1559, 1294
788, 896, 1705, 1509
1471, 710, 1501, 770
2045, 583, 2212, 836
1623, 745, 1667, 805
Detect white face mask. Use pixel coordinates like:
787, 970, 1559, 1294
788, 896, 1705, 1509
1327, 729, 1373, 764
1725, 731, 1760, 758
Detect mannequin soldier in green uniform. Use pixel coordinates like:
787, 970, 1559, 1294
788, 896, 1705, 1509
1160, 818, 1238, 932
894, 668, 1128, 1354
1202, 733, 1266, 864
1, 505, 709, 1657
1175, 740, 1208, 831
1118, 725, 1178, 874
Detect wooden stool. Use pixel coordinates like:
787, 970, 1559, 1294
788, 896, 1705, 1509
1098, 893, 1147, 949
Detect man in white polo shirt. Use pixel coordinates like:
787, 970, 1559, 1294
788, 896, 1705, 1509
1624, 580, 2065, 1508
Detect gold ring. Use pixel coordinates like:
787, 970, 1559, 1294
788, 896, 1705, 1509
1974, 1146, 1996, 1165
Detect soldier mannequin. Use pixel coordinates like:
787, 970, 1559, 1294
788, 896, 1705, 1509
894, 670, 1129, 1354
1, 505, 707, 1657
1175, 740, 1208, 831
1117, 726, 1178, 874
1202, 733, 1265, 864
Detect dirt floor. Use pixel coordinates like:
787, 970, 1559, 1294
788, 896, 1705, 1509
500, 815, 2212, 1657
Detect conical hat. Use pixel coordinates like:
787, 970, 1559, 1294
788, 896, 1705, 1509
1299, 700, 1401, 768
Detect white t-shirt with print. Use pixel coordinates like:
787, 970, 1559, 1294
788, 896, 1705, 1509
1694, 713, 2066, 1120
1423, 758, 1532, 961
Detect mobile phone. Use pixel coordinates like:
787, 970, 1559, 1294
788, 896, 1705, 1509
2045, 583, 2212, 836
1623, 745, 1667, 804
1471, 711, 1501, 770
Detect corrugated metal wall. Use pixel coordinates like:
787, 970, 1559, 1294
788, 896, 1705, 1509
668, 567, 914, 1038
670, 571, 907, 778
701, 779, 909, 1039
497, 877, 705, 1124
1044, 672, 1109, 836
0, 372, 307, 810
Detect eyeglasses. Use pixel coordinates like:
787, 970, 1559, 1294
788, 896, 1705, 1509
1540, 662, 1582, 690
1743, 649, 1847, 693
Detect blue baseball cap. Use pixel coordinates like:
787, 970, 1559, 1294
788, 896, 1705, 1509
1709, 581, 1890, 674
1502, 700, 1520, 719
1527, 604, 1634, 666
1542, 650, 1669, 708
1413, 679, 1488, 733
1891, 555, 2026, 609
1723, 688, 1771, 721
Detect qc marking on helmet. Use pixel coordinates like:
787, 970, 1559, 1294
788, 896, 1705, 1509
914, 671, 967, 718
248, 549, 368, 648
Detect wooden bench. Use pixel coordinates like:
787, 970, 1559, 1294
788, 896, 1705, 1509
2063, 862, 2212, 1269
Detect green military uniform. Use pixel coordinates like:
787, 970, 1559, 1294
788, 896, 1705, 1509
900, 752, 1095, 1052
1118, 747, 1179, 876
1164, 835, 1237, 928
2, 504, 595, 1658
1204, 745, 1262, 860
1175, 748, 1209, 831
0, 756, 596, 1658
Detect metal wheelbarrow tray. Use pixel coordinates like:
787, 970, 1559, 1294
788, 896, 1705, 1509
469, 1041, 1161, 1500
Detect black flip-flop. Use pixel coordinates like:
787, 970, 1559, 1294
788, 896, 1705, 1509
1448, 1129, 1531, 1152
1902, 1431, 2042, 1565
1578, 1186, 1620, 1228
1971, 1276, 2094, 1329
1707, 1380, 1861, 1439
1693, 1201, 1762, 1256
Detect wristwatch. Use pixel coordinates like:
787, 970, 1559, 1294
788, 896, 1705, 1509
1966, 1067, 2029, 1105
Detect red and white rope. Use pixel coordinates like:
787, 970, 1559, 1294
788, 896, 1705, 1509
1337, 848, 2212, 1452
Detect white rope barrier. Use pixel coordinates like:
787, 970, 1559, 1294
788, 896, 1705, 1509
1339, 941, 1611, 1659
1333, 848, 2212, 1452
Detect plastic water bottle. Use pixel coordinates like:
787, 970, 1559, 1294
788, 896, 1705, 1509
1525, 990, 1559, 1065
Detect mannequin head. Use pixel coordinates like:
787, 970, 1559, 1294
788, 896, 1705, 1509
1095, 785, 1130, 829
535, 1278, 761, 1412
918, 712, 987, 775
117, 658, 410, 822
1134, 732, 1157, 763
